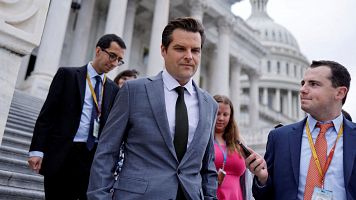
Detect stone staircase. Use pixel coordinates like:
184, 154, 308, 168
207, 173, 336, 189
0, 90, 45, 199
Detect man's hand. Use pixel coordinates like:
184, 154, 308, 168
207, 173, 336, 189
244, 147, 268, 185
28, 156, 43, 174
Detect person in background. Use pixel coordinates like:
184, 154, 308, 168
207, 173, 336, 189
213, 95, 250, 200
28, 34, 126, 199
87, 17, 218, 200
113, 69, 139, 88
248, 60, 356, 200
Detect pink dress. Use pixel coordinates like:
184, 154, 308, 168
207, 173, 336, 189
214, 143, 246, 200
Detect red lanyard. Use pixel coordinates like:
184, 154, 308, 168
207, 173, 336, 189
305, 121, 343, 188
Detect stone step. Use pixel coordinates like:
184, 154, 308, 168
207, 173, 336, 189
7, 110, 38, 122
5, 122, 34, 134
9, 107, 39, 120
0, 185, 44, 200
9, 104, 42, 114
3, 127, 33, 142
0, 156, 33, 175
7, 111, 37, 125
5, 118, 35, 130
0, 145, 29, 161
1, 136, 30, 152
11, 97, 44, 109
0, 170, 43, 191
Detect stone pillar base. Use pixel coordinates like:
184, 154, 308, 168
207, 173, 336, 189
0, 49, 23, 143
22, 73, 53, 99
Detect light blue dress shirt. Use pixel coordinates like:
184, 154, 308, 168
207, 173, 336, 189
29, 63, 104, 158
73, 63, 104, 142
297, 113, 346, 200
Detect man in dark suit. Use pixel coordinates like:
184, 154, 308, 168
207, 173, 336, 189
245, 60, 355, 200
87, 17, 218, 200
28, 34, 126, 200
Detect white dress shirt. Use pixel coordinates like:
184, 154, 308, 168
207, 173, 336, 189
162, 69, 199, 148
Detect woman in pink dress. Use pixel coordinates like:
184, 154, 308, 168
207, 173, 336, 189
213, 95, 247, 200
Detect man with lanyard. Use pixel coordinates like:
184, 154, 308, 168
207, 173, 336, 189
28, 34, 126, 200
245, 60, 356, 200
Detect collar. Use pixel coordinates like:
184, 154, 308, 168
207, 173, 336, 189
307, 113, 343, 134
87, 62, 105, 82
162, 69, 194, 95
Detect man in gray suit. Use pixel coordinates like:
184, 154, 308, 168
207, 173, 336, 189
87, 17, 218, 200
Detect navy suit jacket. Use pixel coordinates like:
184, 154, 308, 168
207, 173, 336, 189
252, 117, 356, 200
29, 65, 119, 176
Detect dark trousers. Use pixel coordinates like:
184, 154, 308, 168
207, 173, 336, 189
44, 143, 96, 200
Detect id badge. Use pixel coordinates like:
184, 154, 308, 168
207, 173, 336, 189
93, 118, 100, 138
311, 187, 333, 200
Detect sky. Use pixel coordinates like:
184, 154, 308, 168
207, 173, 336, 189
232, 0, 356, 120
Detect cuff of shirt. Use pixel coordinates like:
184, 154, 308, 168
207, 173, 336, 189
29, 151, 44, 158
254, 176, 267, 188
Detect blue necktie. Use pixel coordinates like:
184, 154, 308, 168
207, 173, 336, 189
87, 75, 101, 150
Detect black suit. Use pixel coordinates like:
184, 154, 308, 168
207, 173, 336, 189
29, 65, 119, 199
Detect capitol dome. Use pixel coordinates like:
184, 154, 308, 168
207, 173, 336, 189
246, 0, 300, 52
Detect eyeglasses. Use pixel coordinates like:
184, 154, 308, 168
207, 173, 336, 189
101, 48, 125, 66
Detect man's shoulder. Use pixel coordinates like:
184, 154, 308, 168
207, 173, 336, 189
56, 66, 85, 75
270, 118, 306, 136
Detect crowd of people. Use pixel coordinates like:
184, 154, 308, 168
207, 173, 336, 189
27, 16, 355, 200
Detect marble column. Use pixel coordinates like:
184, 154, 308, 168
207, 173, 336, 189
105, 0, 128, 79
69, 0, 96, 66
23, 0, 72, 98
230, 59, 242, 120
262, 87, 268, 106
120, 0, 140, 71
274, 88, 281, 112
0, 0, 50, 144
188, 0, 207, 85
105, 0, 127, 36
209, 17, 231, 96
249, 72, 259, 126
146, 0, 170, 76
298, 93, 305, 119
287, 90, 292, 117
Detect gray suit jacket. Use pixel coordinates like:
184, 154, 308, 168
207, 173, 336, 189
87, 72, 218, 200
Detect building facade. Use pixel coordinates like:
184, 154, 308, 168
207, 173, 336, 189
15, 0, 309, 150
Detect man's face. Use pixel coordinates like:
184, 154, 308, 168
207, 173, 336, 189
161, 29, 201, 85
300, 66, 346, 118
118, 76, 136, 88
93, 41, 125, 74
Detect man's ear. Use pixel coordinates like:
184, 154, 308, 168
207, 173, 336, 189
335, 86, 348, 101
161, 44, 166, 57
95, 47, 101, 57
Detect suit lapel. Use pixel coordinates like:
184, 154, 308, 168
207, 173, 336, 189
76, 65, 87, 108
343, 118, 356, 187
289, 118, 306, 184
183, 82, 209, 162
145, 74, 177, 159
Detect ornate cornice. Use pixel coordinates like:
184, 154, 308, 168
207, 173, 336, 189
187, 0, 208, 11
217, 16, 234, 34
0, 0, 50, 54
